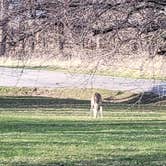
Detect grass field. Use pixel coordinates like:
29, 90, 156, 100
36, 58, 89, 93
0, 88, 166, 166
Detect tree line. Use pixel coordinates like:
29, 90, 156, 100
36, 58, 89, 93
0, 0, 165, 58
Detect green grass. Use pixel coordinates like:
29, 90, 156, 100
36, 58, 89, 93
0, 93, 166, 166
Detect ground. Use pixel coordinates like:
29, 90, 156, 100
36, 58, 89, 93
0, 56, 165, 80
0, 88, 166, 166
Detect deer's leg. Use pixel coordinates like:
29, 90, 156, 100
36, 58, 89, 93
90, 106, 93, 117
93, 108, 97, 118
99, 106, 103, 118
90, 99, 94, 117
93, 104, 98, 118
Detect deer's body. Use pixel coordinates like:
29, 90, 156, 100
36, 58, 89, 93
90, 92, 103, 118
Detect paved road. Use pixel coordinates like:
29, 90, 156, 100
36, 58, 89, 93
0, 67, 166, 95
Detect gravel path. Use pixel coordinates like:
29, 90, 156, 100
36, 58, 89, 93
0, 67, 166, 95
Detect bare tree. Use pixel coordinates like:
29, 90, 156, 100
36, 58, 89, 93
0, 0, 165, 57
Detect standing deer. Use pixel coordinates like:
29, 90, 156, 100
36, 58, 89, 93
90, 92, 103, 118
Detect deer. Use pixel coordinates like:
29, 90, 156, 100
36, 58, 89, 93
90, 92, 103, 118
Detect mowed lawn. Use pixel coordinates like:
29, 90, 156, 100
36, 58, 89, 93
0, 95, 166, 166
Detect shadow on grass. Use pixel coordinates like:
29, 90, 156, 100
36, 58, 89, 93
124, 92, 166, 104
1, 92, 166, 109
0, 96, 90, 109
9, 152, 166, 166
105, 92, 166, 104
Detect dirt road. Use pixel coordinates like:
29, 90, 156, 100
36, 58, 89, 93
0, 67, 165, 95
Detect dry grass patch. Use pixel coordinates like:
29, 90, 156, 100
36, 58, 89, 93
0, 55, 165, 80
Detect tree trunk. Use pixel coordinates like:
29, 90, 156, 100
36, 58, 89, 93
58, 22, 65, 50
0, 25, 7, 55
0, 0, 8, 56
